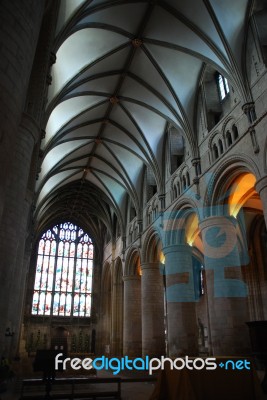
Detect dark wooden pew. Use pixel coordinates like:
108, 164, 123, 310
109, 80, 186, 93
20, 376, 121, 400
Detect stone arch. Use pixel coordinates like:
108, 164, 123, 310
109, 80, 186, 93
203, 155, 261, 218
122, 248, 142, 357
164, 198, 200, 247
222, 117, 240, 147
141, 228, 163, 264
125, 247, 141, 276
208, 131, 225, 162
245, 215, 267, 321
263, 136, 267, 174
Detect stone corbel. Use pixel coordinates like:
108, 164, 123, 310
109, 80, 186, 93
242, 102, 257, 124
192, 157, 201, 177
137, 219, 143, 235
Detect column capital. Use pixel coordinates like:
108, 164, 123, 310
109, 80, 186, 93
163, 243, 191, 256
242, 102, 257, 123
20, 112, 40, 144
242, 101, 255, 113
199, 215, 236, 231
122, 275, 141, 282
141, 262, 159, 271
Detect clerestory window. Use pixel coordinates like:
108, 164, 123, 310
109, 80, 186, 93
31, 222, 93, 317
217, 74, 229, 100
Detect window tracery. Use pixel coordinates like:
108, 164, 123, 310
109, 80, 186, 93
32, 222, 93, 317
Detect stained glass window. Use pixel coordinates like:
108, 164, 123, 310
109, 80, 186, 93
32, 223, 93, 317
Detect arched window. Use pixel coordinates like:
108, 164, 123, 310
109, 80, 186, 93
226, 130, 233, 147
218, 139, 224, 154
146, 165, 157, 202
169, 126, 185, 174
232, 124, 238, 140
182, 175, 187, 190
32, 222, 93, 317
213, 143, 219, 160
186, 171, 190, 187
217, 74, 229, 100
175, 181, 180, 198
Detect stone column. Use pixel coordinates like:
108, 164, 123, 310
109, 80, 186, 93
199, 216, 250, 355
141, 263, 165, 358
256, 176, 267, 228
0, 114, 40, 356
13, 241, 32, 358
123, 275, 142, 357
111, 280, 123, 356
163, 245, 198, 357
0, 0, 45, 222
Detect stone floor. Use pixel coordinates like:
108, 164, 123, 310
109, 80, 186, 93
0, 369, 156, 400
1, 364, 267, 400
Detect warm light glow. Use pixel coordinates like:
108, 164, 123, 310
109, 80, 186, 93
228, 173, 258, 217
160, 252, 165, 265
185, 214, 199, 246
137, 260, 142, 276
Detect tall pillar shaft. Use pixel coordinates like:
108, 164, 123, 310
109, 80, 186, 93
163, 245, 197, 357
0, 0, 45, 221
111, 280, 123, 356
123, 276, 142, 357
141, 263, 165, 357
0, 114, 39, 355
200, 216, 250, 355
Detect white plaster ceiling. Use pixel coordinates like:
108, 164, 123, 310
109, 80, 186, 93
36, 0, 251, 230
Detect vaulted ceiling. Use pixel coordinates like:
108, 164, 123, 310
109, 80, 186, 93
35, 0, 252, 238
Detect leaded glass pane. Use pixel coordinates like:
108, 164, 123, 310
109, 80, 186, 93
77, 243, 82, 258
85, 295, 91, 317
55, 259, 62, 291
66, 294, 72, 316
218, 74, 226, 99
70, 242, 75, 257
73, 294, 80, 316
44, 240, 51, 255
39, 292, 46, 314
79, 294, 85, 316
32, 292, 39, 314
53, 293, 60, 315
45, 292, 52, 315
38, 239, 45, 254
47, 256, 55, 290
67, 258, 74, 291
58, 241, 64, 256
89, 244, 93, 258
59, 293, 66, 315
64, 242, 70, 257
